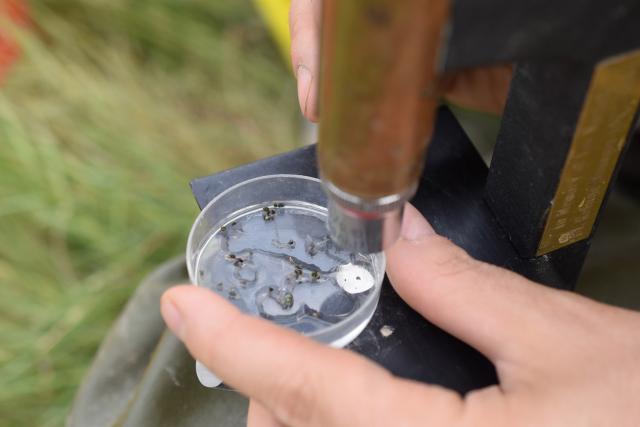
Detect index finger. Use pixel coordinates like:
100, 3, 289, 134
289, 0, 321, 121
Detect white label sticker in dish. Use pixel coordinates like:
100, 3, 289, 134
336, 263, 375, 294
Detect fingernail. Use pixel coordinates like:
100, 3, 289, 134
401, 205, 435, 241
161, 297, 184, 339
296, 65, 312, 118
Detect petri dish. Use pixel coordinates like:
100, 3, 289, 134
186, 174, 385, 387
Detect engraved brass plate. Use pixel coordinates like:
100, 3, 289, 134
537, 50, 640, 256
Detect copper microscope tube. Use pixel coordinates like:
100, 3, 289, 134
318, 0, 449, 200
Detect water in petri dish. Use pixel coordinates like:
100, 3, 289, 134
194, 202, 378, 334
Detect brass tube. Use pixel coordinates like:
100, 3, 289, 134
318, 0, 449, 252
319, 0, 449, 198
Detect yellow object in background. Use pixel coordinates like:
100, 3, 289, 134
252, 0, 292, 66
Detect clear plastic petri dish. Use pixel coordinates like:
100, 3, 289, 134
186, 174, 385, 387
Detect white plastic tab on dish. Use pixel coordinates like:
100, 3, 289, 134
195, 360, 222, 388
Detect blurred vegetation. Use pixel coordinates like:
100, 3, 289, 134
0, 1, 298, 425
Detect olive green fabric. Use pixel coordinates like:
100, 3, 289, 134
67, 257, 247, 427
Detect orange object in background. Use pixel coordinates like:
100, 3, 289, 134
0, 0, 29, 83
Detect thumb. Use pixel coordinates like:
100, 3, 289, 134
161, 285, 465, 427
386, 204, 565, 363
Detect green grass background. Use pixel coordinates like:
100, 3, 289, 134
0, 2, 298, 425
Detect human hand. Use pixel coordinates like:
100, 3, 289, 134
289, 0, 512, 122
161, 204, 640, 426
